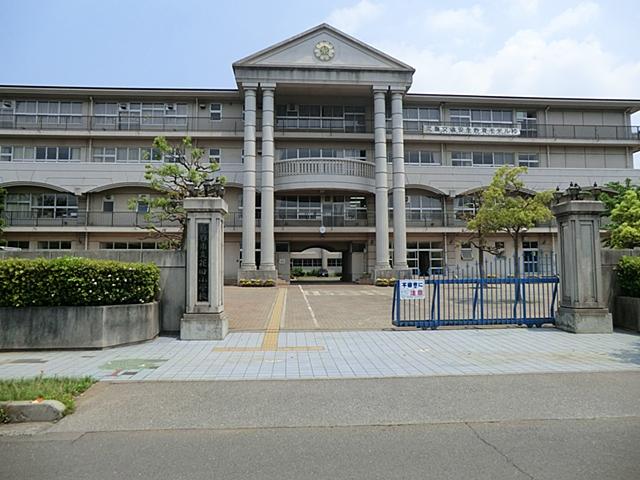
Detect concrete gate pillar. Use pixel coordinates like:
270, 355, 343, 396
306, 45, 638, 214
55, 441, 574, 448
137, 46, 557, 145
181, 197, 229, 340
552, 190, 612, 333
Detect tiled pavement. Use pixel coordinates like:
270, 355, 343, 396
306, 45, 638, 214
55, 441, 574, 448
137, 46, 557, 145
226, 283, 394, 331
0, 328, 638, 382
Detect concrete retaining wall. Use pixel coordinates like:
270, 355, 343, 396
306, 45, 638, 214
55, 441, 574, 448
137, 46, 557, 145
0, 250, 186, 332
614, 296, 640, 332
0, 301, 159, 349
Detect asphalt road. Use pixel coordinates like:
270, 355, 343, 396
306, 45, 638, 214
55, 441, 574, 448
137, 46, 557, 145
2, 372, 639, 480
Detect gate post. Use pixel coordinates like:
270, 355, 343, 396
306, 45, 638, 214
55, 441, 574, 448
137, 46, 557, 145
180, 197, 229, 340
551, 186, 612, 333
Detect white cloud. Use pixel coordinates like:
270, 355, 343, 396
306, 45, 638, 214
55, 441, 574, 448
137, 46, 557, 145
426, 5, 487, 33
508, 0, 541, 16
544, 1, 600, 35
326, 0, 383, 33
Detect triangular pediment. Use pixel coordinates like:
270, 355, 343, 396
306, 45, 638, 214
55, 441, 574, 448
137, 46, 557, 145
233, 24, 414, 72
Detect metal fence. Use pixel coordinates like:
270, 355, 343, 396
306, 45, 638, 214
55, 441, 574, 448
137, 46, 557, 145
392, 254, 559, 329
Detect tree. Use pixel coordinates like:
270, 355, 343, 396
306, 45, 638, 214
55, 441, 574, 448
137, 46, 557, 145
463, 191, 501, 278
608, 189, 640, 249
475, 166, 553, 277
599, 178, 640, 214
131, 136, 226, 249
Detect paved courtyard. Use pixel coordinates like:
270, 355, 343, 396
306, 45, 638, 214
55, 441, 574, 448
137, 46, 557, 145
225, 283, 395, 331
0, 327, 638, 382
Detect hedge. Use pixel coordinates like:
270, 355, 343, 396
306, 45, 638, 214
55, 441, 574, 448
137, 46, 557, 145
0, 257, 160, 307
616, 256, 640, 298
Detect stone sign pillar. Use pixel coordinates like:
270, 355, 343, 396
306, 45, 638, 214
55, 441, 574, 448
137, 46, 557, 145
181, 197, 228, 340
552, 195, 612, 333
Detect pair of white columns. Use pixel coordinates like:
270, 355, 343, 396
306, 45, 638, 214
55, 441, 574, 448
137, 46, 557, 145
241, 83, 276, 273
374, 88, 408, 272
241, 85, 408, 275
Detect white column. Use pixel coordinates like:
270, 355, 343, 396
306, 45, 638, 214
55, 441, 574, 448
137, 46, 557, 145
391, 91, 408, 269
241, 85, 257, 271
260, 85, 276, 272
373, 88, 390, 272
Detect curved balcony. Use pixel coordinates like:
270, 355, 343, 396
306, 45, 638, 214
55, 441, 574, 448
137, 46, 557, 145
274, 158, 376, 193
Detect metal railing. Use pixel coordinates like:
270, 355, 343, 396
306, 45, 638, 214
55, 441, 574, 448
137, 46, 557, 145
2, 211, 180, 228
1, 113, 638, 141
392, 254, 559, 329
274, 158, 376, 178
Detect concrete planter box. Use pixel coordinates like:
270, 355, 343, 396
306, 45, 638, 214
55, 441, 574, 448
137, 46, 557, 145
614, 296, 640, 332
0, 302, 159, 350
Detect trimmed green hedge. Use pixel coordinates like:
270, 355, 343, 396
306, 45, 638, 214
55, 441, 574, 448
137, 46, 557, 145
0, 257, 160, 307
616, 256, 640, 298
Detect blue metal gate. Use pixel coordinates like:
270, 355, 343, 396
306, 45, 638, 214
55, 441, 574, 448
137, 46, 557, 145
392, 255, 559, 329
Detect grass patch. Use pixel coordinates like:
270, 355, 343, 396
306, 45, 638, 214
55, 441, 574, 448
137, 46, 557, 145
0, 376, 95, 415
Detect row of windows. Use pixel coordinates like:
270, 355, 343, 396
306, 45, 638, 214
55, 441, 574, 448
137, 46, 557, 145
0, 146, 222, 163
290, 258, 322, 267
0, 146, 81, 162
278, 148, 367, 161
451, 152, 539, 167
99, 242, 165, 250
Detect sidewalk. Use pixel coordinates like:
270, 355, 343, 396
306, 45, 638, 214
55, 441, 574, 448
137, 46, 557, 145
1, 327, 638, 381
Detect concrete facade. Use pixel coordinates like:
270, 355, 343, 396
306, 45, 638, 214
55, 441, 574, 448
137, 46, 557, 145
1, 24, 640, 283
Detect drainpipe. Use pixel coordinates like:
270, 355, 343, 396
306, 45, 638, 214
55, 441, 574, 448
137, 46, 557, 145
85, 193, 90, 250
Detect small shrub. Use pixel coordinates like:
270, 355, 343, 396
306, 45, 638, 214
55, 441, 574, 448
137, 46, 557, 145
239, 278, 276, 287
375, 277, 397, 287
291, 267, 305, 278
0, 257, 160, 307
616, 256, 640, 297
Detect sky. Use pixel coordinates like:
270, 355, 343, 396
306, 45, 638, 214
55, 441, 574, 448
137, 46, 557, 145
2, 0, 639, 99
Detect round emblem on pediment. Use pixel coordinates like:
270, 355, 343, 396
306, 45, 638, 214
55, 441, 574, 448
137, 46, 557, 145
314, 40, 335, 62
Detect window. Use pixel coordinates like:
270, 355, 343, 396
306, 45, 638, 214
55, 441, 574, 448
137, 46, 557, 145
276, 104, 366, 132
328, 258, 342, 267
7, 241, 29, 249
516, 111, 537, 137
453, 151, 516, 167
391, 194, 443, 222
290, 258, 322, 267
404, 151, 440, 165
136, 195, 149, 214
275, 195, 321, 220
454, 196, 479, 216
495, 241, 505, 258
102, 196, 114, 213
14, 100, 82, 125
277, 148, 366, 161
404, 107, 440, 132
472, 152, 514, 166
451, 152, 472, 166
37, 240, 72, 250
210, 103, 222, 121
208, 148, 221, 163
10, 193, 79, 218
2, 146, 79, 162
92, 147, 162, 163
523, 241, 539, 274
450, 108, 513, 127
0, 146, 11, 162
518, 153, 539, 167
94, 102, 187, 128
461, 242, 473, 260
100, 241, 164, 250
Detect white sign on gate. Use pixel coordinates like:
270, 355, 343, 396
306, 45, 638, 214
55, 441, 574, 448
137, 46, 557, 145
399, 280, 426, 300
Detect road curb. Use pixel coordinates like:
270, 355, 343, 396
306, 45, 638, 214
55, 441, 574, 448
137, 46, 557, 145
1, 400, 66, 423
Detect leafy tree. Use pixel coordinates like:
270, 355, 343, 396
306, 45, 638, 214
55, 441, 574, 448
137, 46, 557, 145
130, 136, 225, 249
475, 166, 553, 277
608, 189, 640, 249
462, 192, 501, 278
599, 178, 640, 214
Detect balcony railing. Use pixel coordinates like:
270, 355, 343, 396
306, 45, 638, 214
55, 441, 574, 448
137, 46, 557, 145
274, 158, 375, 179
1, 113, 638, 141
2, 211, 180, 228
